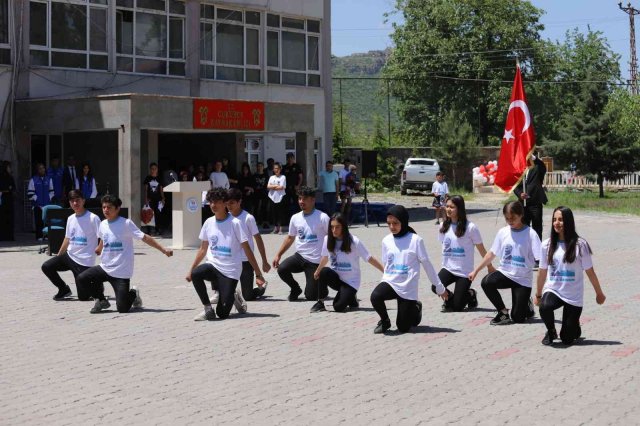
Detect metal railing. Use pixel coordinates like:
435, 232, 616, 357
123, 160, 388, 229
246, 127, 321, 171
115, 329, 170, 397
544, 171, 640, 189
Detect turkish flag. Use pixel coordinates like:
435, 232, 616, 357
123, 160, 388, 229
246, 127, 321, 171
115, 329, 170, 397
494, 65, 535, 193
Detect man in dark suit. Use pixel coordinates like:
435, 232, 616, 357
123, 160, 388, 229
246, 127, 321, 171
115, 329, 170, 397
62, 155, 79, 205
514, 155, 547, 241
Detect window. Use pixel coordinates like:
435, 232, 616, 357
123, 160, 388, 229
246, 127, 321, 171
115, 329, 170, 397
29, 0, 108, 70
200, 5, 261, 83
0, 0, 10, 64
267, 14, 321, 87
116, 0, 185, 75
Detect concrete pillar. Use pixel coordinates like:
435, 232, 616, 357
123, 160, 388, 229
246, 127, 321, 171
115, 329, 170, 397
186, 0, 201, 97
296, 131, 315, 188
118, 124, 142, 225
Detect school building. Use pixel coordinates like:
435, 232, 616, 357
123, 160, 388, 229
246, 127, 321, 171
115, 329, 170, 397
0, 0, 332, 227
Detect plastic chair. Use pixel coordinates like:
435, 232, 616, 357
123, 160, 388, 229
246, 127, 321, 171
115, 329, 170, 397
39, 205, 64, 254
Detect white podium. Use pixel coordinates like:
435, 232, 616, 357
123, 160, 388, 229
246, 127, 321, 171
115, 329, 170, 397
164, 181, 211, 249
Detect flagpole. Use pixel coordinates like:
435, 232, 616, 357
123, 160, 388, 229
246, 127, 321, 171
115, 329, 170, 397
523, 168, 527, 207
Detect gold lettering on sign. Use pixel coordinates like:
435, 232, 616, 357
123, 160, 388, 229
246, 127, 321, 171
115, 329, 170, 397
252, 109, 261, 126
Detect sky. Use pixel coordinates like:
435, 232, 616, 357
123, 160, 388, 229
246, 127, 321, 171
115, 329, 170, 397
331, 0, 635, 78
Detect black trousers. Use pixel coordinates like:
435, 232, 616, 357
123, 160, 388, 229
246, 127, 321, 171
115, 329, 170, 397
539, 292, 583, 344
191, 263, 238, 319
278, 252, 324, 300
523, 203, 543, 241
318, 267, 357, 312
76, 266, 135, 313
34, 206, 44, 239
240, 261, 263, 301
41, 252, 93, 300
370, 282, 421, 332
271, 200, 287, 228
148, 197, 164, 233
252, 194, 268, 225
431, 268, 472, 311
481, 271, 533, 323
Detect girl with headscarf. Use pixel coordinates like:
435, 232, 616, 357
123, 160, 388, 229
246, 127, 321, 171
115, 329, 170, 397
370, 205, 448, 334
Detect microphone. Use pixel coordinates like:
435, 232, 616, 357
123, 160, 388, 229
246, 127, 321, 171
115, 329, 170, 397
169, 172, 177, 182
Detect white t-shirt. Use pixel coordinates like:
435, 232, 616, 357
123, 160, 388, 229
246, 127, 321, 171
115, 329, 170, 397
233, 209, 259, 262
199, 214, 248, 280
438, 221, 483, 277
321, 234, 371, 290
99, 217, 145, 279
381, 233, 444, 300
288, 209, 330, 263
490, 225, 541, 287
268, 175, 286, 203
540, 238, 593, 307
431, 181, 449, 196
209, 171, 230, 189
339, 168, 351, 192
65, 210, 101, 267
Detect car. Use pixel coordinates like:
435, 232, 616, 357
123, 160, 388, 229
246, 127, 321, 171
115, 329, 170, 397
400, 158, 440, 195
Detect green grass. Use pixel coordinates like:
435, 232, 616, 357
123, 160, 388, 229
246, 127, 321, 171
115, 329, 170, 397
535, 190, 640, 216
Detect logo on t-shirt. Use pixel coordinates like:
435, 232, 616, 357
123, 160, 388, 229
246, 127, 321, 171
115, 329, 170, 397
549, 259, 576, 282
443, 238, 465, 257
102, 236, 123, 252
209, 235, 231, 257
297, 227, 318, 243
330, 254, 338, 269
502, 244, 525, 267
385, 253, 408, 275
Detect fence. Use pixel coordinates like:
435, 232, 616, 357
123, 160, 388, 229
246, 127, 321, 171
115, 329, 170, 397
544, 171, 640, 190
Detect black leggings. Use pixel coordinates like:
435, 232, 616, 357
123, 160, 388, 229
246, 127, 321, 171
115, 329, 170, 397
370, 282, 421, 332
76, 266, 135, 313
539, 292, 583, 344
277, 253, 325, 300
481, 271, 533, 323
191, 263, 238, 319
41, 252, 92, 300
431, 268, 472, 311
240, 261, 263, 301
318, 267, 357, 312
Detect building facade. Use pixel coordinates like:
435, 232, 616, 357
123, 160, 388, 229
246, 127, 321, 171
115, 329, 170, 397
0, 0, 332, 228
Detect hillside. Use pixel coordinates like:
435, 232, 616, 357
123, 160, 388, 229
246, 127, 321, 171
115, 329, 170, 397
331, 49, 399, 141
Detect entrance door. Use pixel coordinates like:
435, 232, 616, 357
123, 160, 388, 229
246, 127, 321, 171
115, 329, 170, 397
245, 136, 262, 171
30, 134, 62, 172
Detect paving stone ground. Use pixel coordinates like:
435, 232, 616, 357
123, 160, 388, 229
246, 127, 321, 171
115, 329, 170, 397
1, 196, 639, 425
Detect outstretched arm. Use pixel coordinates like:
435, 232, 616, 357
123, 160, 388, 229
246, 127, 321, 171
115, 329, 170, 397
253, 234, 271, 273
272, 235, 295, 268
469, 251, 496, 282
585, 268, 606, 304
186, 241, 207, 282
142, 234, 173, 257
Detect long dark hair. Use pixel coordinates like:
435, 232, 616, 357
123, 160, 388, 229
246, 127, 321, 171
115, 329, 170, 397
547, 206, 592, 265
440, 195, 468, 238
81, 162, 94, 180
327, 212, 352, 254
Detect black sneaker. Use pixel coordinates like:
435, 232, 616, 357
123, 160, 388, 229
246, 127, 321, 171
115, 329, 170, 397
542, 329, 558, 345
440, 302, 453, 313
414, 301, 423, 326
526, 298, 535, 319
490, 311, 511, 325
288, 286, 303, 301
467, 288, 478, 309
90, 299, 111, 314
374, 319, 391, 334
310, 300, 326, 313
53, 286, 72, 300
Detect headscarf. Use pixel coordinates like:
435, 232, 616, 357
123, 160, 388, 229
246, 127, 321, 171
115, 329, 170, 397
387, 205, 415, 238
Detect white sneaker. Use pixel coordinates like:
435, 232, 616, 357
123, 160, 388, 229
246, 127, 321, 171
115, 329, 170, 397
132, 286, 143, 309
209, 290, 219, 305
193, 308, 216, 321
234, 288, 248, 314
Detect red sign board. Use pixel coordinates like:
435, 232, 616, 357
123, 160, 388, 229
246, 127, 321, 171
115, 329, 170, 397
193, 99, 265, 131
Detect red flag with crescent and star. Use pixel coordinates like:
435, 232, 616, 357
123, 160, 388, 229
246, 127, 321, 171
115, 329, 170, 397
494, 64, 536, 193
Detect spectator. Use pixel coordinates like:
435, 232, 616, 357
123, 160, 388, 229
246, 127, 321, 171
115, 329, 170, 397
283, 153, 303, 221
318, 160, 339, 217
78, 163, 98, 207
514, 155, 548, 243
0, 161, 16, 241
266, 158, 275, 177
27, 163, 54, 240
267, 162, 287, 234
237, 162, 254, 212
209, 160, 230, 189
339, 158, 352, 219
222, 157, 238, 188
47, 157, 64, 204
252, 162, 270, 228
144, 162, 166, 236
62, 155, 79, 204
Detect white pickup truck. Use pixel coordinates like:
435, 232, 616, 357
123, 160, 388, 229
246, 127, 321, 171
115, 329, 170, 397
400, 158, 440, 195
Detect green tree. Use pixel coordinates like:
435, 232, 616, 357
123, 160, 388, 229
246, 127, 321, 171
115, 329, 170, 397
384, 0, 545, 144
546, 80, 640, 198
432, 109, 480, 189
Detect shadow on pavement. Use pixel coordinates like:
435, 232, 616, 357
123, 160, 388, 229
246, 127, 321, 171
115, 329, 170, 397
225, 313, 280, 319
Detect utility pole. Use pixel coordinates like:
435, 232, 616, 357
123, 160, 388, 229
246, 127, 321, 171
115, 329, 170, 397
619, 2, 640, 95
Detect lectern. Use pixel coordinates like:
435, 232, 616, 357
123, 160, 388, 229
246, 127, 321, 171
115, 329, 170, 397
164, 181, 211, 249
